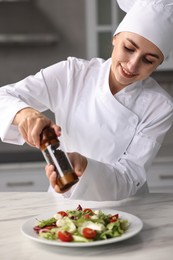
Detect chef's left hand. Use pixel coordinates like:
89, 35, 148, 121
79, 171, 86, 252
45, 152, 87, 193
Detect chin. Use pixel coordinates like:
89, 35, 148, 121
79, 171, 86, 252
117, 76, 134, 87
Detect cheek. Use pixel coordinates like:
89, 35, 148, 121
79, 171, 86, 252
114, 47, 128, 62
143, 65, 157, 76
139, 67, 154, 80
112, 50, 124, 65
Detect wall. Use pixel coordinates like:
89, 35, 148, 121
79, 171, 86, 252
0, 0, 86, 86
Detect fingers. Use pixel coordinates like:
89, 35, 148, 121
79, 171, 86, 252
45, 164, 70, 193
18, 113, 51, 148
45, 164, 59, 190
68, 152, 87, 177
51, 124, 61, 137
14, 108, 61, 148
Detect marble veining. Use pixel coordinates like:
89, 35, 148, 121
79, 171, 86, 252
0, 192, 173, 260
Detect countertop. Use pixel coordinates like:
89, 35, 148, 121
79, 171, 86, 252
0, 192, 173, 260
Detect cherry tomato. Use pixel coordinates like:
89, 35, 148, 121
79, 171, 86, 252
83, 214, 90, 219
57, 211, 68, 217
109, 214, 119, 223
82, 227, 97, 239
58, 231, 73, 242
83, 208, 94, 215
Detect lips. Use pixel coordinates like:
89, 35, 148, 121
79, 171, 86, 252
120, 65, 136, 79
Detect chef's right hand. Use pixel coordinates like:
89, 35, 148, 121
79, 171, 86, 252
12, 107, 61, 148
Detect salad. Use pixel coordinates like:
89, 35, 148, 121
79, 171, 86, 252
33, 205, 129, 243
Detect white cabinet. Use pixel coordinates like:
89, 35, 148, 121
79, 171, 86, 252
0, 162, 49, 191
147, 158, 173, 193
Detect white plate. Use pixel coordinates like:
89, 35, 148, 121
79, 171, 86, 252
21, 209, 143, 247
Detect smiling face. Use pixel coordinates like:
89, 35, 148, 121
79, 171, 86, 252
109, 32, 164, 94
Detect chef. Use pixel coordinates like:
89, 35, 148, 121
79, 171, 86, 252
0, 0, 173, 201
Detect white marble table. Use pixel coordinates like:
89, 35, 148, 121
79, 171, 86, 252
0, 192, 173, 260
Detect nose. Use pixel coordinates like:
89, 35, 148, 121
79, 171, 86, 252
127, 55, 140, 73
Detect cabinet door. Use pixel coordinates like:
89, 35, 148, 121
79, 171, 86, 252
85, 0, 124, 60
0, 162, 49, 191
147, 161, 173, 193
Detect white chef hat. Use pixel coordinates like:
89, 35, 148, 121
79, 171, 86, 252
114, 0, 173, 58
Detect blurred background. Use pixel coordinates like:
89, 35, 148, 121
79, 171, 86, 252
0, 0, 173, 192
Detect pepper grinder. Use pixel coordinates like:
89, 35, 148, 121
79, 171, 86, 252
40, 127, 79, 191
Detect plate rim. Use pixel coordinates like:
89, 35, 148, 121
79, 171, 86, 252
21, 208, 143, 247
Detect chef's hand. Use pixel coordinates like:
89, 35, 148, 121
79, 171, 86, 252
12, 107, 61, 148
45, 152, 88, 193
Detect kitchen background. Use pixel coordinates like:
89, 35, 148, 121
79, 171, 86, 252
0, 0, 173, 192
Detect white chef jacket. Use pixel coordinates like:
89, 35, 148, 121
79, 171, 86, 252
0, 57, 173, 201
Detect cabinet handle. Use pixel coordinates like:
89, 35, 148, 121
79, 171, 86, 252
7, 181, 34, 187
160, 175, 173, 180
